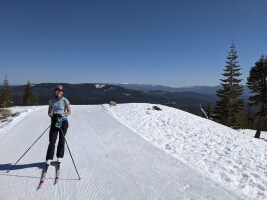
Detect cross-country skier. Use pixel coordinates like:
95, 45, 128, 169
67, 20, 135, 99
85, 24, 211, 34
46, 85, 71, 165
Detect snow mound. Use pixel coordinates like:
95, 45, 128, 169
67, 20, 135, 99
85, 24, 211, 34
95, 84, 105, 89
105, 103, 267, 200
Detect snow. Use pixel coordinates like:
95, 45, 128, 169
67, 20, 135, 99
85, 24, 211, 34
105, 103, 267, 200
0, 106, 45, 140
242, 129, 267, 140
95, 84, 105, 89
0, 104, 265, 199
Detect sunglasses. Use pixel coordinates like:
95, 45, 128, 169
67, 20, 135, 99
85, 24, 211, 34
55, 89, 63, 92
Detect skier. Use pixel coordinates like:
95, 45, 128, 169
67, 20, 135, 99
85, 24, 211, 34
46, 85, 71, 165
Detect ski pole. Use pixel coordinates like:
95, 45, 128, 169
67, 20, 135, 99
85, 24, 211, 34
7, 125, 51, 173
59, 128, 81, 180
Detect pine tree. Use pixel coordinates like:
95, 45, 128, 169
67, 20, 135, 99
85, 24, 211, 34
23, 81, 39, 106
247, 55, 267, 138
0, 75, 13, 108
214, 43, 245, 129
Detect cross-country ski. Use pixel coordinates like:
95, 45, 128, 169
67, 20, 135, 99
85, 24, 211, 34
54, 162, 60, 185
37, 164, 49, 189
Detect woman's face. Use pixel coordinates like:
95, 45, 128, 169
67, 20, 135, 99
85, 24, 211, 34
55, 89, 63, 98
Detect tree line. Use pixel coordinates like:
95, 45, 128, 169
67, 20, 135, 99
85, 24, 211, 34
213, 43, 267, 139
0, 77, 38, 107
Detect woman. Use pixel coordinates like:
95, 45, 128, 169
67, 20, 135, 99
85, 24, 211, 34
46, 85, 71, 165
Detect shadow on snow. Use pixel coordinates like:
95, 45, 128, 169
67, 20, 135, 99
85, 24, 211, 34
0, 162, 79, 180
0, 162, 45, 171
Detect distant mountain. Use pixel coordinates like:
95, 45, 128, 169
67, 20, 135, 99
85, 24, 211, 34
116, 84, 251, 98
6, 83, 217, 116
116, 84, 219, 95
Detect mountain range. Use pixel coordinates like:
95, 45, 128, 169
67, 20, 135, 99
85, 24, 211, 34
4, 83, 251, 116
116, 83, 251, 96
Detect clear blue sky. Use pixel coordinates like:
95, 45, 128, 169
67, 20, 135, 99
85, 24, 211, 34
0, 0, 266, 87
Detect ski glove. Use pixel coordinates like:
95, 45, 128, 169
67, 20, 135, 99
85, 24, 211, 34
52, 114, 63, 128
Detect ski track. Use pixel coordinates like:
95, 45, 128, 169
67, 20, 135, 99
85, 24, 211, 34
0, 105, 243, 200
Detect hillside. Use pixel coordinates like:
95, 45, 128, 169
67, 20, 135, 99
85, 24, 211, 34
0, 104, 266, 199
0, 104, 250, 200
105, 103, 267, 200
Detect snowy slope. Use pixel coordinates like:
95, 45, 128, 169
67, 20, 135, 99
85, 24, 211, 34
0, 105, 242, 200
105, 103, 267, 200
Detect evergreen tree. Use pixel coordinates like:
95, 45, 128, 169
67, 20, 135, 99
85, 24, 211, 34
247, 55, 267, 138
214, 43, 245, 129
23, 81, 39, 106
0, 75, 13, 108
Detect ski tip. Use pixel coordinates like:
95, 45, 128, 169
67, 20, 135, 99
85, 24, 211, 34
38, 181, 44, 189
54, 178, 59, 185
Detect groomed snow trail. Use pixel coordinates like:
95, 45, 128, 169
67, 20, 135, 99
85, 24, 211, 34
0, 105, 242, 200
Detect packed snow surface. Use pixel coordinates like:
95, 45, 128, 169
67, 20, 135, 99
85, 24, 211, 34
0, 105, 244, 200
105, 103, 267, 200
0, 106, 45, 140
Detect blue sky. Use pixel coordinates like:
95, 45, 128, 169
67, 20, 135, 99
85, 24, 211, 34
0, 0, 266, 87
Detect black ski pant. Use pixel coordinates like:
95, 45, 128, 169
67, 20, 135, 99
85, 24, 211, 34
46, 120, 69, 160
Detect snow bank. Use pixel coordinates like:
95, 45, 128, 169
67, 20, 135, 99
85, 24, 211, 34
242, 129, 267, 141
95, 84, 106, 88
0, 106, 45, 140
105, 103, 267, 200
